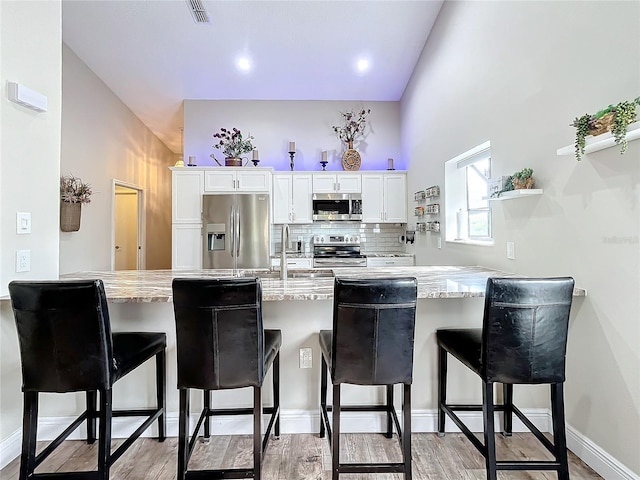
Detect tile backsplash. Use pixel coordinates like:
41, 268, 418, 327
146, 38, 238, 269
271, 222, 406, 255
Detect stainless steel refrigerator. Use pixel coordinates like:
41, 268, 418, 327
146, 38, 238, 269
202, 194, 270, 269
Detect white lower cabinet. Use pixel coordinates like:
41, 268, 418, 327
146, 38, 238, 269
272, 173, 312, 223
172, 224, 202, 270
361, 173, 407, 223
366, 256, 414, 267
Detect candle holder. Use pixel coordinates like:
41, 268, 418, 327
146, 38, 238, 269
251, 159, 260, 167
320, 160, 328, 171
289, 151, 295, 171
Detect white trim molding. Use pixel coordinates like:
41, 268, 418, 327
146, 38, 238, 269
2, 409, 637, 480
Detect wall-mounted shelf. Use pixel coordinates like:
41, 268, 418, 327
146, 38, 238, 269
487, 189, 543, 201
556, 121, 640, 156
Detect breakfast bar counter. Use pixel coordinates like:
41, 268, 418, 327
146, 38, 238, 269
36, 266, 585, 438
60, 265, 586, 302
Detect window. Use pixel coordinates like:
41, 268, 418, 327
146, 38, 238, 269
444, 141, 493, 244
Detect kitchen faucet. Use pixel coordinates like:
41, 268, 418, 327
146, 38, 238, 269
280, 223, 290, 280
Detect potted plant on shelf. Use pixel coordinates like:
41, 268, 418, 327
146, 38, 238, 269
572, 96, 640, 161
211, 127, 255, 166
60, 175, 92, 232
332, 108, 370, 171
491, 168, 534, 197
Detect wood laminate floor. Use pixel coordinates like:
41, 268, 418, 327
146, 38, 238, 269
0, 433, 602, 480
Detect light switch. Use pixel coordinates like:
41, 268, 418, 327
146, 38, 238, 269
17, 212, 31, 234
506, 241, 516, 260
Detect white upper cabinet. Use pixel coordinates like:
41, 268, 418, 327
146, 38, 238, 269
361, 173, 407, 223
204, 168, 271, 193
312, 173, 361, 193
172, 170, 203, 223
272, 173, 313, 224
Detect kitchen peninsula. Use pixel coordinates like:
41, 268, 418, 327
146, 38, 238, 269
56, 266, 585, 436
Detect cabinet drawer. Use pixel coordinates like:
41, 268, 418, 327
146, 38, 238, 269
271, 258, 313, 269
366, 256, 414, 267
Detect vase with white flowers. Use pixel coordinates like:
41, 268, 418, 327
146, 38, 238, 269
211, 127, 255, 166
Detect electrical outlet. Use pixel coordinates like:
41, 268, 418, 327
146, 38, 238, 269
299, 347, 312, 369
16, 249, 30, 272
506, 242, 516, 260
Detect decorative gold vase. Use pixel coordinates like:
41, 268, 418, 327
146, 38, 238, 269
60, 201, 82, 232
225, 157, 243, 167
341, 141, 361, 171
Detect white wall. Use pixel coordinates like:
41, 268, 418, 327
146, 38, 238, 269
60, 45, 174, 273
0, 0, 62, 447
401, 0, 639, 475
184, 100, 400, 172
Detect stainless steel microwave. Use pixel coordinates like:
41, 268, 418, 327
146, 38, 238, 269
312, 193, 362, 221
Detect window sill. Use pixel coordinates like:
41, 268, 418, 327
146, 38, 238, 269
446, 239, 494, 247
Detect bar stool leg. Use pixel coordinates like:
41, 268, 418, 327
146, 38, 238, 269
203, 390, 211, 442
551, 383, 570, 480
403, 384, 412, 480
19, 391, 38, 480
156, 349, 166, 441
482, 381, 497, 480
253, 386, 262, 480
178, 388, 190, 480
273, 352, 281, 438
97, 388, 112, 480
320, 355, 328, 438
86, 390, 97, 444
437, 346, 447, 436
386, 385, 394, 438
332, 384, 341, 480
503, 383, 513, 437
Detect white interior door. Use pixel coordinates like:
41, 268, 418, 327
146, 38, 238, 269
114, 184, 141, 270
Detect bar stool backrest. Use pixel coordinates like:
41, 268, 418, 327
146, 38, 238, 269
9, 280, 113, 393
172, 277, 264, 390
481, 277, 575, 384
332, 277, 418, 385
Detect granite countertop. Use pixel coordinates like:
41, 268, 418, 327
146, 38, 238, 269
56, 266, 586, 303
364, 253, 415, 258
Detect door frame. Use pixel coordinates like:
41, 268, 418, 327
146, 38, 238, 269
111, 180, 146, 270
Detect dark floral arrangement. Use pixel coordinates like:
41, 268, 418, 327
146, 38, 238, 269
332, 108, 371, 144
211, 127, 254, 158
60, 175, 92, 204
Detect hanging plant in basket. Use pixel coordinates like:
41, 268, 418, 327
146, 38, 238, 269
60, 175, 92, 232
572, 96, 640, 160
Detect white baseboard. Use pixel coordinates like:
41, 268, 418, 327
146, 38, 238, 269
1, 409, 637, 480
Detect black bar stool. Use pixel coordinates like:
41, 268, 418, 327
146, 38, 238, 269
436, 277, 575, 480
172, 277, 281, 480
8, 279, 166, 480
319, 277, 418, 480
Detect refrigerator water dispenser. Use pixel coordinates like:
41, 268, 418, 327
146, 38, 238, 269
206, 224, 226, 251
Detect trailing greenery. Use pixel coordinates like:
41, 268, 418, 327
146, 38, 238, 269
572, 96, 640, 161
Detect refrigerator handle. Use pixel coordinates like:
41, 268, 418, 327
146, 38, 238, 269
230, 204, 235, 257
235, 205, 241, 257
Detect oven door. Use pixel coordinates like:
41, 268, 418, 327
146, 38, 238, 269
312, 194, 351, 221
313, 257, 367, 268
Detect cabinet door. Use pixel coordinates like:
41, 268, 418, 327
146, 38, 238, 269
204, 170, 236, 192
312, 174, 337, 193
291, 174, 313, 223
384, 174, 407, 223
172, 171, 203, 223
172, 224, 202, 269
237, 170, 271, 192
336, 174, 361, 193
361, 174, 384, 222
272, 174, 292, 224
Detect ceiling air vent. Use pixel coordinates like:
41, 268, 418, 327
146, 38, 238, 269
185, 0, 211, 24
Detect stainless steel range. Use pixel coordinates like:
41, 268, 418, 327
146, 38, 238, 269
312, 234, 366, 268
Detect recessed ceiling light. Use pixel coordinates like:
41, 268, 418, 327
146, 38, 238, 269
236, 57, 252, 73
356, 58, 371, 73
